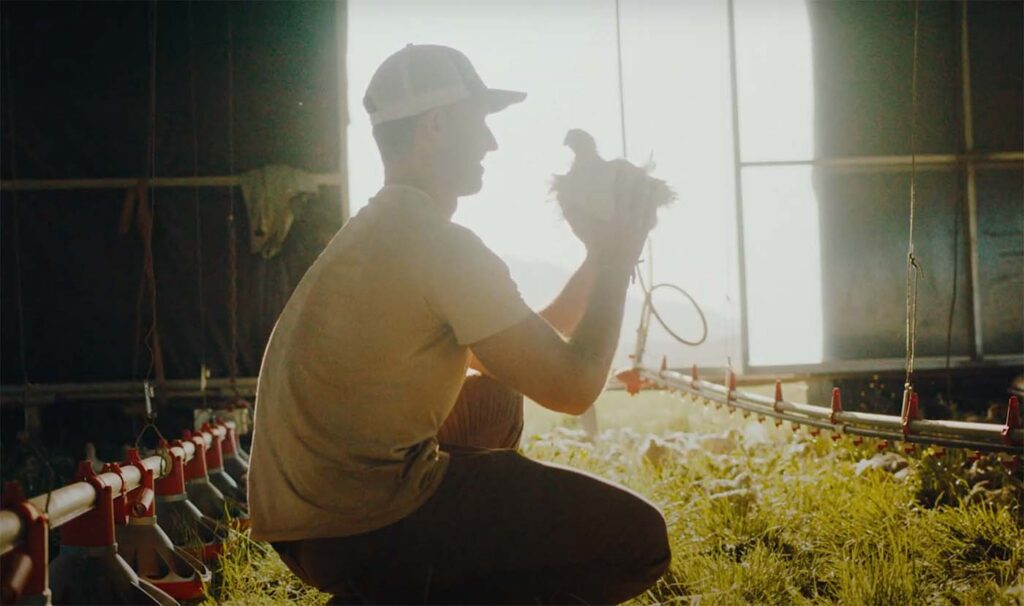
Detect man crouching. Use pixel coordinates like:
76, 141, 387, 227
248, 44, 670, 604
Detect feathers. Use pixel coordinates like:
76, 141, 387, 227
552, 128, 675, 223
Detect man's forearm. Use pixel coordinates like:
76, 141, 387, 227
468, 255, 597, 376
538, 254, 598, 337
566, 260, 633, 402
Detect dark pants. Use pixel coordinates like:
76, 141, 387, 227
273, 375, 671, 604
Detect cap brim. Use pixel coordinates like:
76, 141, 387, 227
481, 88, 527, 114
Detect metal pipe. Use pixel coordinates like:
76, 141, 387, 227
725, 0, 750, 374
0, 512, 23, 557
28, 466, 143, 529
743, 353, 1022, 377
740, 151, 1023, 171
959, 0, 986, 361
0, 376, 258, 405
3, 357, 1018, 407
0, 173, 343, 193
334, 0, 351, 224
640, 367, 1023, 448
0, 426, 208, 557
964, 166, 984, 360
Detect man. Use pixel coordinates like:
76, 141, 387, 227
249, 44, 670, 604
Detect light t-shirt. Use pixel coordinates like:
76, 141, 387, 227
248, 184, 532, 542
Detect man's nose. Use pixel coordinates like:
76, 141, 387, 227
482, 124, 498, 153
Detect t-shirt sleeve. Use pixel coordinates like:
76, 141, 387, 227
424, 224, 533, 346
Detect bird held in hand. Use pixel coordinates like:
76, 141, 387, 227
551, 128, 676, 225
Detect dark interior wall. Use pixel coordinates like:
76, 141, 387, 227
1, 1, 345, 385
809, 0, 1023, 362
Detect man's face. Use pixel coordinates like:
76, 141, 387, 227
425, 99, 498, 198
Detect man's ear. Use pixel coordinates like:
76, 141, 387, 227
417, 108, 445, 146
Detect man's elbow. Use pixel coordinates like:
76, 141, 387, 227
550, 371, 604, 416
564, 396, 597, 416
539, 392, 595, 416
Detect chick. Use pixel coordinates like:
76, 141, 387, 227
552, 128, 675, 223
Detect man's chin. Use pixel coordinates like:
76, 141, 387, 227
458, 176, 484, 197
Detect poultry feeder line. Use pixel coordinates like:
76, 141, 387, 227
0, 420, 237, 557
617, 364, 1023, 455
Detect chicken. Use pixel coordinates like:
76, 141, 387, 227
552, 129, 675, 223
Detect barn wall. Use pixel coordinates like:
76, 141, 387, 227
1, 1, 346, 386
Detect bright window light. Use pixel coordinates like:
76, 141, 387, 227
347, 0, 622, 298
734, 0, 815, 163
347, 0, 814, 368
742, 166, 823, 365
735, 0, 823, 365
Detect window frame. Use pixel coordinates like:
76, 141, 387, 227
726, 0, 1024, 376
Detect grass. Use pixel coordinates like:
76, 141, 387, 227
207, 389, 1024, 605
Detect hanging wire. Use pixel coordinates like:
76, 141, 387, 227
613, 0, 708, 359
188, 0, 209, 407
904, 0, 924, 393
131, 0, 166, 451
140, 0, 162, 388
614, 0, 628, 160
226, 6, 241, 397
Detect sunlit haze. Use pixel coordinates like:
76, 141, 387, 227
347, 0, 822, 367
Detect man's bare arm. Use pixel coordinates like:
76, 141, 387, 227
467, 255, 597, 375
469, 178, 655, 415
469, 259, 633, 415
537, 255, 598, 337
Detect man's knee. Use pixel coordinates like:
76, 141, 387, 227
438, 374, 523, 449
625, 498, 672, 584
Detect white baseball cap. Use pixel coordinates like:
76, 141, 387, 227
363, 44, 527, 126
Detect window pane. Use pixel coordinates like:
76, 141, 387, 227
349, 0, 743, 369
347, 0, 621, 277
815, 170, 968, 361
807, 1, 960, 157
734, 0, 814, 163
976, 168, 1024, 355
741, 166, 823, 365
969, 2, 1024, 152
618, 0, 739, 367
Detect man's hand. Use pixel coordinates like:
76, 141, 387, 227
563, 163, 658, 269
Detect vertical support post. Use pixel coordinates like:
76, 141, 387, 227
959, 0, 984, 360
335, 0, 351, 224
726, 0, 750, 373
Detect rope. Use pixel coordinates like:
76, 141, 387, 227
226, 7, 241, 396
188, 0, 209, 407
903, 0, 923, 394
